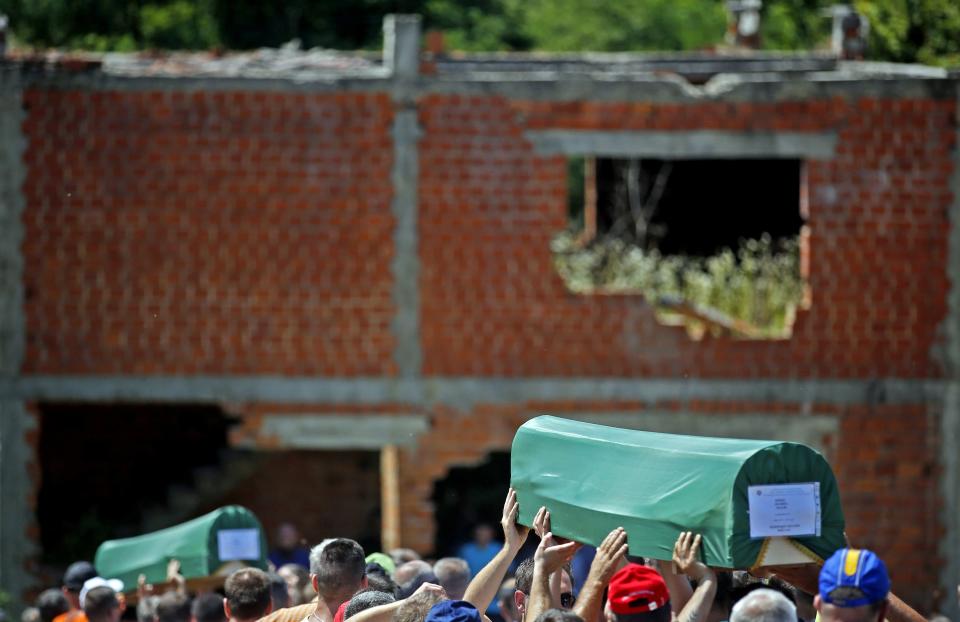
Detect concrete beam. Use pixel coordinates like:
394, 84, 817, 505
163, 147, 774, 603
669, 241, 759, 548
3, 375, 942, 407
0, 401, 37, 614
525, 130, 838, 159
237, 414, 429, 449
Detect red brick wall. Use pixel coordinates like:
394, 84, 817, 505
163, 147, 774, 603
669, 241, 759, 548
21, 90, 396, 375
418, 96, 954, 378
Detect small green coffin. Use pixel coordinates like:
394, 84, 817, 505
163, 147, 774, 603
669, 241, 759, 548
510, 416, 845, 569
95, 505, 268, 589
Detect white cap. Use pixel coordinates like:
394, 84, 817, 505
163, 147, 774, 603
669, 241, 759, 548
79, 577, 124, 609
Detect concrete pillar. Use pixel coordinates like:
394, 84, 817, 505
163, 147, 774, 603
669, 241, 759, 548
0, 402, 37, 614
383, 15, 421, 80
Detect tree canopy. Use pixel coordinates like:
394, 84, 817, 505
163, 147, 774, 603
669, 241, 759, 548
0, 0, 957, 66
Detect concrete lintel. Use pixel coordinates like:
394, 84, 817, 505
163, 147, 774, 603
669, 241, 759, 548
241, 414, 429, 449
525, 130, 837, 159
419, 73, 957, 103
4, 376, 943, 407
0, 68, 26, 376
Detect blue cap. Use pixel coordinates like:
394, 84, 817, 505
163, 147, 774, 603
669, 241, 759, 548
424, 601, 481, 622
819, 548, 890, 607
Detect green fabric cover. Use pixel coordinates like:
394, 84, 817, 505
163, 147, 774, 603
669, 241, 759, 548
95, 505, 268, 588
510, 416, 845, 568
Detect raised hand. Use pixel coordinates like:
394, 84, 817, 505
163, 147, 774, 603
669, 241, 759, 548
673, 532, 709, 581
532, 505, 550, 540
589, 527, 629, 584
534, 531, 581, 575
501, 488, 531, 553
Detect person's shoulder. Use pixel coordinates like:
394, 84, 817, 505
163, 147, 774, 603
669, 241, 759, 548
258, 603, 315, 622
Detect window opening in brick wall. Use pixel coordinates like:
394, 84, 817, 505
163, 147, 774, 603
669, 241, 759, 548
553, 157, 810, 339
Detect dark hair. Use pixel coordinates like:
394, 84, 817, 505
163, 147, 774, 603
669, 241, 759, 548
311, 540, 366, 597
397, 572, 440, 600
156, 592, 192, 622
268, 573, 289, 610
366, 573, 399, 598
36, 589, 70, 622
83, 587, 119, 622
514, 558, 572, 595
534, 610, 584, 622
191, 593, 227, 622
614, 607, 672, 622
395, 591, 447, 622
225, 568, 273, 621
344, 589, 396, 619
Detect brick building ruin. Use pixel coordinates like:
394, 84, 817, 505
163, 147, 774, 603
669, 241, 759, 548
0, 15, 958, 618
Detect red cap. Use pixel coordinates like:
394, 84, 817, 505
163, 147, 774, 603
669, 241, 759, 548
607, 564, 670, 615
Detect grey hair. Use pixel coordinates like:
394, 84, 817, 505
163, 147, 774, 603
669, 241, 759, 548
308, 539, 336, 575
731, 589, 797, 622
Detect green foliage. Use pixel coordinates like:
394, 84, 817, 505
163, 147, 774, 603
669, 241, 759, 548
140, 1, 218, 50
856, 0, 960, 66
552, 232, 806, 338
1, 0, 958, 66
761, 0, 831, 50
516, 0, 727, 52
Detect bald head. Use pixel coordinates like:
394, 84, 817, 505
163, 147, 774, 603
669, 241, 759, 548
394, 561, 432, 586
731, 589, 796, 622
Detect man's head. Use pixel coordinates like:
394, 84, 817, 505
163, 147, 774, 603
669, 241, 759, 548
473, 525, 495, 547
513, 558, 574, 621
277, 564, 310, 607
268, 573, 290, 610
815, 549, 890, 622
309, 539, 367, 603
276, 524, 301, 552
191, 593, 226, 622
224, 568, 273, 622
344, 589, 396, 619
395, 591, 448, 622
390, 549, 421, 567
62, 562, 98, 610
730, 589, 797, 622
497, 579, 519, 622
432, 559, 471, 600
394, 561, 433, 587
36, 588, 70, 622
137, 596, 159, 622
365, 572, 399, 598
155, 592, 192, 622
606, 563, 671, 622
83, 587, 122, 622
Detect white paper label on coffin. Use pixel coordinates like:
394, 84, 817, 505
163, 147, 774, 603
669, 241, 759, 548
748, 482, 821, 538
217, 529, 261, 561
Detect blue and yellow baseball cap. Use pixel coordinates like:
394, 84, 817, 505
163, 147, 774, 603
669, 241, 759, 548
819, 548, 890, 607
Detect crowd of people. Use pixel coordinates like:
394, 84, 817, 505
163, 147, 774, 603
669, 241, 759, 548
17, 489, 953, 622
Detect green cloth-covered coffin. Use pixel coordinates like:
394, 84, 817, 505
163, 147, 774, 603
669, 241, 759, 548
510, 416, 845, 569
95, 505, 268, 589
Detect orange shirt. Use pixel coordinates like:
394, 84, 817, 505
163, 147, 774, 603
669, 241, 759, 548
53, 611, 88, 622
